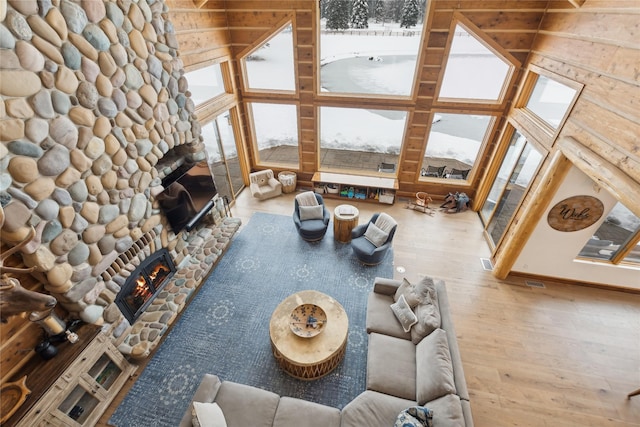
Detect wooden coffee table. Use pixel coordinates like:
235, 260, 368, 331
269, 290, 348, 380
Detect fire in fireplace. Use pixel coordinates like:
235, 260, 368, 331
116, 249, 176, 323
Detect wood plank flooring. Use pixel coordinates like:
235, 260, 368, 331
101, 188, 640, 426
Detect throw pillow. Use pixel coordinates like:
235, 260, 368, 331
415, 328, 456, 405
394, 276, 433, 308
394, 406, 434, 427
363, 222, 389, 247
299, 205, 324, 221
192, 402, 227, 427
390, 294, 418, 332
410, 294, 441, 344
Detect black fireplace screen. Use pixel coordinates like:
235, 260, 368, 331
116, 248, 176, 323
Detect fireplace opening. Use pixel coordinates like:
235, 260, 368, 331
116, 248, 176, 323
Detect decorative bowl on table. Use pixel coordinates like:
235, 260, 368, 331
289, 304, 327, 338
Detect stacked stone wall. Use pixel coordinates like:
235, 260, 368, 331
0, 0, 205, 334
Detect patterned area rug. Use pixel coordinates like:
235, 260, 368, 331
110, 212, 394, 426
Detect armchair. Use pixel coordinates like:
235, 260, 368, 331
249, 169, 282, 200
351, 213, 397, 265
293, 192, 331, 241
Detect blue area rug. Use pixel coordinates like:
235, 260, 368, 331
110, 212, 394, 426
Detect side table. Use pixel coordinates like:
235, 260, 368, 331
333, 204, 359, 243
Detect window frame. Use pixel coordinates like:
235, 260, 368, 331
514, 65, 583, 141
246, 100, 301, 169
418, 111, 497, 183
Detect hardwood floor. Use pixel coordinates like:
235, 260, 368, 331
101, 188, 640, 426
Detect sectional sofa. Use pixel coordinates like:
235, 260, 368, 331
180, 276, 473, 427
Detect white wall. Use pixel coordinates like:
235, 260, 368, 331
513, 167, 640, 290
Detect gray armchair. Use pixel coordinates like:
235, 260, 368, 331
351, 213, 397, 265
293, 192, 330, 241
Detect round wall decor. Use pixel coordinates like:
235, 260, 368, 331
547, 195, 604, 232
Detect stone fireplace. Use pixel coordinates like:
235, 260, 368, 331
115, 248, 175, 324
0, 0, 242, 359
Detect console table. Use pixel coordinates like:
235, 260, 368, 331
3, 325, 137, 426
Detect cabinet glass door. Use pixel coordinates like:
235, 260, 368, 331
89, 353, 122, 391
57, 384, 100, 424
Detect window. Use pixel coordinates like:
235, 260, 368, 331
578, 202, 640, 264
483, 133, 544, 246
319, 106, 407, 174
183, 63, 226, 107
421, 113, 493, 181
201, 109, 244, 201
438, 24, 514, 103
249, 102, 299, 168
242, 24, 296, 92
319, 0, 424, 97
480, 131, 527, 222
525, 74, 578, 129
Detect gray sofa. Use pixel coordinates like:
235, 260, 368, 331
181, 277, 473, 427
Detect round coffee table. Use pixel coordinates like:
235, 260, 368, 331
269, 290, 348, 380
333, 204, 359, 243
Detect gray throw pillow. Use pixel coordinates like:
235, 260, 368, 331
363, 222, 389, 247
394, 277, 432, 308
299, 205, 324, 221
410, 294, 441, 344
415, 328, 456, 405
390, 294, 418, 332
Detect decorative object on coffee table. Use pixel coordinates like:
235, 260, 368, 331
289, 304, 327, 338
333, 204, 359, 243
270, 290, 348, 380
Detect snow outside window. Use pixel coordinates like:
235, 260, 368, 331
438, 25, 512, 102
423, 113, 492, 181
249, 102, 299, 168
243, 24, 296, 92
525, 74, 577, 129
319, 106, 407, 173
184, 63, 226, 106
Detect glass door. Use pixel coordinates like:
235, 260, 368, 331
482, 131, 544, 247
202, 109, 244, 202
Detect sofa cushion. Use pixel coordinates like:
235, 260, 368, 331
341, 390, 417, 427
390, 294, 418, 332
366, 292, 411, 340
299, 205, 324, 221
367, 333, 416, 400
192, 402, 227, 427
425, 394, 465, 427
273, 396, 341, 427
214, 381, 280, 427
364, 222, 389, 247
415, 329, 457, 405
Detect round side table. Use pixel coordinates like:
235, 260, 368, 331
333, 204, 359, 243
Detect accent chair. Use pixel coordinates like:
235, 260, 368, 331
293, 192, 330, 241
351, 213, 397, 265
249, 169, 282, 200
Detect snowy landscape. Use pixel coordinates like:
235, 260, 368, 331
243, 22, 506, 165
